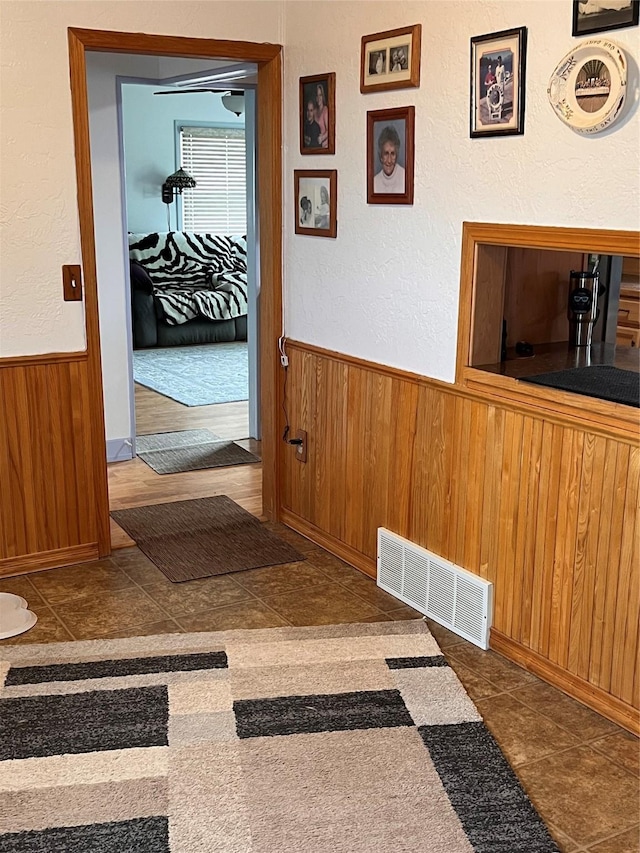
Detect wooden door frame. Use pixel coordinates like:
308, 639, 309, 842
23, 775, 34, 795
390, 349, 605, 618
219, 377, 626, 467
68, 28, 283, 557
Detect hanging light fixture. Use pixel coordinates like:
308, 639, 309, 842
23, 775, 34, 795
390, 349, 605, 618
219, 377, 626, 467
161, 168, 196, 231
161, 168, 196, 204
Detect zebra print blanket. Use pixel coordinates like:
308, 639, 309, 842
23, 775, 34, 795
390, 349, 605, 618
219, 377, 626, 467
129, 232, 248, 326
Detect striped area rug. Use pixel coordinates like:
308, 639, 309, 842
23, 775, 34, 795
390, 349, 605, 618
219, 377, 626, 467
0, 621, 559, 852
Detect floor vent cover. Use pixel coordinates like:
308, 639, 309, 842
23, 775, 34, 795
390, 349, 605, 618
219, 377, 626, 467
377, 528, 493, 649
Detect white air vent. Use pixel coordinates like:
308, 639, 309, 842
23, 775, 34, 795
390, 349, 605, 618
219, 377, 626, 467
377, 528, 493, 649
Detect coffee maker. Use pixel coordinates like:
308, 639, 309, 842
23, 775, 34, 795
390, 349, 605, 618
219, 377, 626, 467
568, 269, 600, 348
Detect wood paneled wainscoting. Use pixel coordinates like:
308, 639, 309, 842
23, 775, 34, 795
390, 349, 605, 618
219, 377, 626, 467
280, 340, 639, 733
0, 353, 106, 575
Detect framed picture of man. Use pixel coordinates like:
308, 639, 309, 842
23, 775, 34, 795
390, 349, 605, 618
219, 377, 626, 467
299, 73, 336, 154
366, 107, 415, 205
294, 170, 337, 238
470, 27, 527, 137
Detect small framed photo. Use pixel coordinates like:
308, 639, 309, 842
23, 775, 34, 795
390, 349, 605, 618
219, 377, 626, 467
572, 0, 639, 35
360, 24, 421, 93
294, 170, 337, 238
299, 73, 336, 154
367, 106, 415, 205
470, 27, 527, 138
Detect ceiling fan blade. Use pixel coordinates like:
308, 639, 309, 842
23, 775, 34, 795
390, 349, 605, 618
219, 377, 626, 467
153, 89, 244, 96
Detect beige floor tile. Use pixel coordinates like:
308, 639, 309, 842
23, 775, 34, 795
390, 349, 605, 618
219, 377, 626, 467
445, 643, 539, 691
98, 619, 184, 639
476, 693, 579, 767
588, 825, 640, 853
590, 730, 640, 777
304, 550, 362, 579
329, 570, 419, 613
177, 600, 289, 632
447, 658, 503, 702
111, 548, 170, 585
261, 582, 382, 626
385, 605, 425, 620
52, 586, 167, 639
425, 619, 467, 649
511, 681, 619, 742
28, 559, 134, 605
0, 575, 44, 604
143, 575, 253, 617
517, 744, 640, 847
232, 561, 330, 597
0, 607, 73, 645
547, 824, 581, 852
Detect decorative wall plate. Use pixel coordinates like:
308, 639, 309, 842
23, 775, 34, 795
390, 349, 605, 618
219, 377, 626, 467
548, 39, 627, 134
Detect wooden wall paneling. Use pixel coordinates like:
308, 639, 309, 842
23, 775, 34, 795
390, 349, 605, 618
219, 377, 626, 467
478, 404, 504, 584
596, 443, 630, 693
361, 372, 393, 559
312, 355, 347, 538
470, 245, 507, 366
588, 440, 619, 687
518, 417, 544, 646
344, 366, 370, 555
459, 400, 487, 575
504, 411, 526, 637
449, 395, 469, 567
510, 415, 534, 643
568, 434, 607, 680
386, 378, 418, 540
611, 446, 639, 705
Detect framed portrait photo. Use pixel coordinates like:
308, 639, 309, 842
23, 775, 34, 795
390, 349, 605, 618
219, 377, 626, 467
572, 0, 639, 36
299, 73, 336, 154
294, 170, 337, 238
367, 106, 415, 205
470, 27, 527, 138
360, 24, 421, 93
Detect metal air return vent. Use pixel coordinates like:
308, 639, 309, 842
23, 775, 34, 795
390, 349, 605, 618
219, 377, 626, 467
377, 528, 493, 649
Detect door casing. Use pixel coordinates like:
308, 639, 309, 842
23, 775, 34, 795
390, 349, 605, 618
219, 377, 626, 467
68, 28, 283, 556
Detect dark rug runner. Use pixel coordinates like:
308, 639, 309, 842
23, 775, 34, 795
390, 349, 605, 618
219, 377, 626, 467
520, 365, 639, 408
111, 496, 304, 582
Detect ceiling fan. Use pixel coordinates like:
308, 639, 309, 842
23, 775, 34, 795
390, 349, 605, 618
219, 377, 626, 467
153, 88, 245, 115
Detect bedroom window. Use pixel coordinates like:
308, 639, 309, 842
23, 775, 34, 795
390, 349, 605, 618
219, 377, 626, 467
179, 125, 247, 235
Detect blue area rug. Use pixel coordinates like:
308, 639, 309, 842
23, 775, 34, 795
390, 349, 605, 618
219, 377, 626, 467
133, 343, 248, 406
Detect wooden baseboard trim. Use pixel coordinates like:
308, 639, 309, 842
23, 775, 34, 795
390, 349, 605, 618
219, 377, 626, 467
280, 508, 377, 578
0, 544, 99, 577
490, 629, 640, 736
0, 351, 88, 369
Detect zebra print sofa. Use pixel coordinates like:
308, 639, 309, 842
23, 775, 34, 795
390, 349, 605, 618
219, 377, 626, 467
128, 232, 248, 349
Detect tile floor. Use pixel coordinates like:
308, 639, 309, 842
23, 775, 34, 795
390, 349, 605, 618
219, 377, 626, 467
1, 523, 638, 853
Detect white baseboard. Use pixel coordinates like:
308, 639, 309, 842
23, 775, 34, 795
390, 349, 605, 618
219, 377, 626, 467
106, 438, 133, 463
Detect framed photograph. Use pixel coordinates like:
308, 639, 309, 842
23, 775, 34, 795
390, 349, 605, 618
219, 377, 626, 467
470, 27, 527, 137
360, 24, 421, 93
299, 73, 336, 154
367, 106, 415, 205
572, 0, 639, 35
294, 170, 337, 238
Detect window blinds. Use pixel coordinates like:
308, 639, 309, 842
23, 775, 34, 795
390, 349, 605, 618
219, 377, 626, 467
180, 125, 247, 235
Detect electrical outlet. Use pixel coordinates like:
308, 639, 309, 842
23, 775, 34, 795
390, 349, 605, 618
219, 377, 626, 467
295, 429, 307, 463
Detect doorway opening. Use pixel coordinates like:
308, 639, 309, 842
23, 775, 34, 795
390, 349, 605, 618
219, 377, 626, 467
68, 29, 282, 557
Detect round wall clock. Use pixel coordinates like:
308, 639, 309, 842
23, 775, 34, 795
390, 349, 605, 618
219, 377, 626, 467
548, 39, 627, 134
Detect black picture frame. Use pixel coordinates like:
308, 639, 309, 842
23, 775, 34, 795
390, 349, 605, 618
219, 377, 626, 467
470, 27, 527, 138
572, 0, 639, 35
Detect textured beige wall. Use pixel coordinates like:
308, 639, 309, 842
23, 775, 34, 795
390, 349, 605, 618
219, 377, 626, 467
0, 0, 283, 356
283, 1, 640, 382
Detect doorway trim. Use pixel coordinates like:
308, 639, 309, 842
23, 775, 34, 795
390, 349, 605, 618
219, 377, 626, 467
68, 28, 283, 556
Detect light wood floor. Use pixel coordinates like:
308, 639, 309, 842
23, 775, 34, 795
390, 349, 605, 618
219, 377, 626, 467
108, 385, 262, 548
